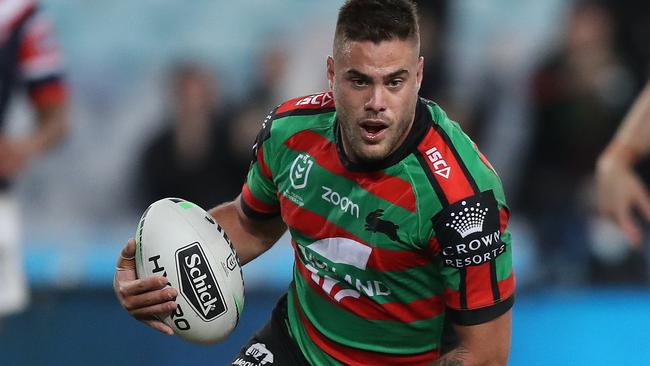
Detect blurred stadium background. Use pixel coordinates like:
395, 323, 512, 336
1, 0, 650, 364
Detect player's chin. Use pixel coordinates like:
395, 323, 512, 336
354, 144, 392, 163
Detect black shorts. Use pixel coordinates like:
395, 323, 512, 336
230, 294, 310, 366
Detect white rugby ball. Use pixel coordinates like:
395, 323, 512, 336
134, 198, 244, 344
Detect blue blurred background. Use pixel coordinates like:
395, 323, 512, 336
1, 0, 650, 364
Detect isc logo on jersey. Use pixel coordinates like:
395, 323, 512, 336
426, 146, 451, 179
295, 92, 333, 108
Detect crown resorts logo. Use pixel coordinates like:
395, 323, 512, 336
445, 200, 488, 238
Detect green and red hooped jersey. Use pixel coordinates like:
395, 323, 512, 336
240, 91, 515, 365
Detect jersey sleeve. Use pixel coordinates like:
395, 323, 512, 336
240, 108, 281, 220
423, 104, 515, 326
18, 11, 67, 108
433, 189, 514, 326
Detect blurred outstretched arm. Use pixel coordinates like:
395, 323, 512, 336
596, 81, 650, 246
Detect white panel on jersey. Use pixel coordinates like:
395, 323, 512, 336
307, 237, 371, 270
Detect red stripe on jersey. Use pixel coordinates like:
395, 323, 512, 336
445, 273, 514, 312
294, 246, 445, 322
444, 288, 461, 309
281, 196, 430, 271
499, 207, 510, 233
241, 183, 278, 214
29, 81, 67, 107
444, 268, 507, 310
256, 146, 272, 180
275, 92, 334, 114
292, 293, 440, 365
428, 236, 441, 254
285, 130, 417, 212
465, 263, 495, 308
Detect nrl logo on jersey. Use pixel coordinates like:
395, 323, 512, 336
290, 153, 314, 189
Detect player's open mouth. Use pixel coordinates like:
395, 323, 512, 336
359, 120, 388, 141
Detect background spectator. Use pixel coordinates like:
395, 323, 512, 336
137, 61, 241, 209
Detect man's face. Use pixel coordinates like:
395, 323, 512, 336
328, 39, 423, 163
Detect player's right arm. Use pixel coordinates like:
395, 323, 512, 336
114, 107, 285, 334
113, 195, 286, 335
208, 195, 286, 266
210, 105, 287, 265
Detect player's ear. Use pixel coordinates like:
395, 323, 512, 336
327, 55, 335, 91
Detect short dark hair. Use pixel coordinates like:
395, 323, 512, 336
334, 0, 420, 49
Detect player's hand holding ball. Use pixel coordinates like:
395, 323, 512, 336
114, 198, 244, 344
114, 238, 178, 336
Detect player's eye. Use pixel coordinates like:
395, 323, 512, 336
351, 78, 368, 88
387, 79, 404, 88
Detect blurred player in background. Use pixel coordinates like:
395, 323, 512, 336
0, 0, 68, 323
115, 0, 513, 364
596, 81, 650, 246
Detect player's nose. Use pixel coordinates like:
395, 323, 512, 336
364, 85, 388, 113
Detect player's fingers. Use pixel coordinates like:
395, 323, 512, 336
130, 301, 177, 319
117, 276, 168, 298
121, 287, 177, 311
142, 318, 175, 336
114, 266, 136, 283
116, 239, 137, 270
615, 208, 642, 247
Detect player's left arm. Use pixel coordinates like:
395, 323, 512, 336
0, 11, 68, 179
430, 140, 515, 365
430, 309, 511, 366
